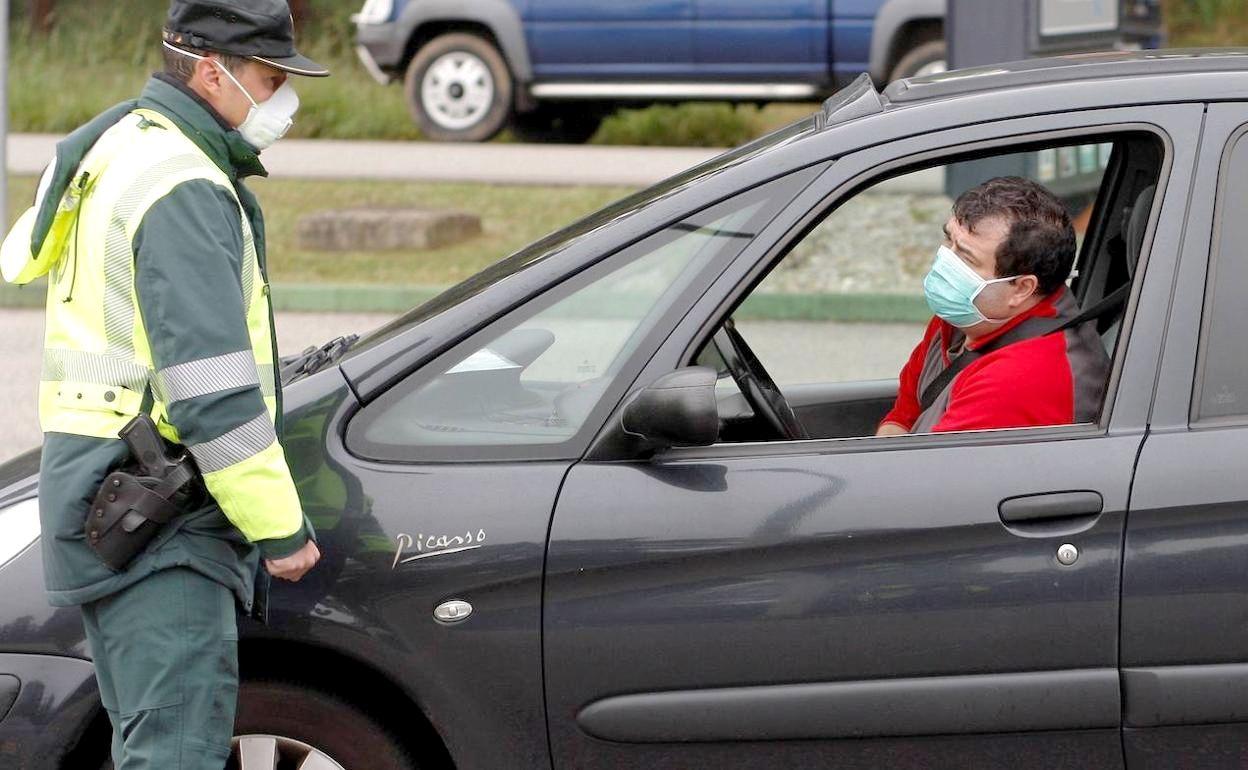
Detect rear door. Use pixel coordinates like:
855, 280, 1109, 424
692, 0, 827, 82
1121, 104, 1248, 766
525, 0, 695, 79
543, 105, 1202, 769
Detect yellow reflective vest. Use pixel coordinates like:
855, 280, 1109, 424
2, 92, 304, 550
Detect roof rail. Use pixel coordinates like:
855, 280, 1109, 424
884, 49, 1248, 104
818, 73, 885, 130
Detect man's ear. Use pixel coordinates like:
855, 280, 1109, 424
194, 56, 223, 95
1010, 275, 1041, 306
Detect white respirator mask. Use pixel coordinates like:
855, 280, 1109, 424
163, 41, 299, 150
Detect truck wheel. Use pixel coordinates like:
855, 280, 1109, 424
229, 680, 416, 770
405, 33, 513, 142
890, 39, 948, 82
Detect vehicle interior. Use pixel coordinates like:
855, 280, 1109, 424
347, 134, 1164, 460
693, 132, 1166, 444
345, 179, 798, 461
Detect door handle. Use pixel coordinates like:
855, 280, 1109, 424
998, 491, 1104, 524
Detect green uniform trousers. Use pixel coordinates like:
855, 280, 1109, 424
81, 567, 239, 769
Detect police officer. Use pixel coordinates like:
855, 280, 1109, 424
0, 1, 326, 766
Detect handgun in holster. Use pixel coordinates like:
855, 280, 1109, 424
86, 414, 203, 571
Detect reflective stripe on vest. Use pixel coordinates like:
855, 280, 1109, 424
101, 153, 206, 356
33, 109, 277, 441
152, 352, 276, 404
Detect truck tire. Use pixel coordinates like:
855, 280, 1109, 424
405, 32, 513, 142
230, 680, 416, 770
889, 39, 948, 82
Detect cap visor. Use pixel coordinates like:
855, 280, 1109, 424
250, 51, 330, 77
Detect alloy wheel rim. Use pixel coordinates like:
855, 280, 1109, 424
421, 51, 495, 131
230, 734, 347, 770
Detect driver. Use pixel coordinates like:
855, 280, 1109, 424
877, 176, 1110, 435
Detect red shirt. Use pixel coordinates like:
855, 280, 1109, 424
881, 288, 1111, 434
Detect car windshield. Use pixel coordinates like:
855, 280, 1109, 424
352, 114, 819, 351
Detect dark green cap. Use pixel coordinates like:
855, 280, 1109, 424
163, 0, 329, 77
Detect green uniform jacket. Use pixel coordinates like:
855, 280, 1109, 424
38, 75, 311, 610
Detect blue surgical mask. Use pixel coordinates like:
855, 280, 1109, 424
923, 245, 1019, 328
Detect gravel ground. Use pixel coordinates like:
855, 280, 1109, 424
762, 192, 953, 295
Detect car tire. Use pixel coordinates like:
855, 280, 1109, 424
229, 680, 417, 770
511, 104, 607, 144
889, 39, 948, 82
405, 33, 513, 142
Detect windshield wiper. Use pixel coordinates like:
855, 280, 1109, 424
280, 334, 359, 384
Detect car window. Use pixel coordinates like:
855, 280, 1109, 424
350, 115, 820, 354
1194, 127, 1248, 424
694, 132, 1164, 443
347, 172, 814, 462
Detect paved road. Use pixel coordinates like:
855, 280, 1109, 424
9, 133, 943, 191
10, 133, 722, 188
0, 308, 922, 465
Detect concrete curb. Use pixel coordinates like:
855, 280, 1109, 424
2, 281, 928, 324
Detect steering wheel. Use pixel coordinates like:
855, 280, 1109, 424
713, 319, 809, 441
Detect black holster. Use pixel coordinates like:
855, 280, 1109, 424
86, 415, 202, 572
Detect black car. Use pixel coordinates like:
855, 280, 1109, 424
6, 49, 1248, 769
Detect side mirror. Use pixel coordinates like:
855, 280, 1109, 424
621, 367, 719, 450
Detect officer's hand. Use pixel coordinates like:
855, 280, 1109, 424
265, 540, 321, 582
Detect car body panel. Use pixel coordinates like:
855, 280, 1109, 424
1119, 101, 1248, 766
0, 654, 100, 767
255, 367, 562, 768
524, 0, 695, 79
541, 102, 1201, 768
692, 1, 830, 82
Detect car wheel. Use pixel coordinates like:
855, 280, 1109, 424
889, 39, 948, 82
229, 680, 416, 770
511, 104, 607, 144
405, 33, 514, 142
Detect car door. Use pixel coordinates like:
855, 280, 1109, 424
524, 0, 695, 79
332, 167, 818, 767
543, 105, 1202, 769
1120, 104, 1248, 767
692, 0, 827, 82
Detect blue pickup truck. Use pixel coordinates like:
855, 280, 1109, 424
352, 0, 1158, 142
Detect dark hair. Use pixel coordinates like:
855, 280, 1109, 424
953, 176, 1076, 294
162, 45, 248, 84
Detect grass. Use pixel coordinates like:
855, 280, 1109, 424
594, 102, 813, 147
6, 174, 633, 286
9, 0, 426, 141
1163, 0, 1248, 46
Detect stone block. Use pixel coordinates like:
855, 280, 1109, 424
296, 208, 482, 252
